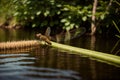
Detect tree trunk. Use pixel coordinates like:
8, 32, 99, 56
91, 0, 98, 35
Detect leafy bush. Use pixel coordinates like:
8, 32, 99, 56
13, 0, 93, 30
0, 0, 119, 34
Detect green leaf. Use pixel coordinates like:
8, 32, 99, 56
65, 22, 70, 26
36, 11, 41, 15
82, 16, 87, 21
24, 11, 27, 15
68, 16, 71, 19
61, 19, 67, 23
75, 25, 79, 28
57, 11, 61, 15
63, 7, 69, 11
31, 16, 34, 20
14, 12, 19, 16
56, 4, 62, 7
100, 14, 105, 20
70, 23, 75, 29
44, 10, 50, 17
66, 26, 71, 31
32, 24, 36, 28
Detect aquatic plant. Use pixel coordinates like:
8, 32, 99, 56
112, 21, 120, 38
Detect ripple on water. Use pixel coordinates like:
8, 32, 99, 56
0, 53, 81, 80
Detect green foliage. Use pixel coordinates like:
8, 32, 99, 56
12, 0, 93, 30
0, 0, 16, 25
60, 5, 92, 31
0, 0, 120, 34
0, 0, 106, 27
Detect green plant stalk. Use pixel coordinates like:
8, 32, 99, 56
111, 40, 120, 53
115, 0, 120, 6
50, 41, 120, 66
115, 35, 120, 38
112, 20, 120, 33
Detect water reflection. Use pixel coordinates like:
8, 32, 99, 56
70, 35, 120, 55
0, 29, 35, 42
32, 47, 120, 80
0, 50, 81, 80
0, 45, 120, 80
0, 29, 120, 80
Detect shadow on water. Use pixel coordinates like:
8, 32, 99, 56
0, 29, 120, 80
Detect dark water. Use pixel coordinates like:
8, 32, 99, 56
0, 29, 120, 80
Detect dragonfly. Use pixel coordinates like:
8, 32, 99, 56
36, 27, 52, 45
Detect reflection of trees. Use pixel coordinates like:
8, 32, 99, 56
33, 46, 120, 80
34, 47, 92, 79
55, 27, 86, 43
0, 29, 18, 41
6, 29, 17, 41
0, 29, 5, 41
0, 29, 36, 42
111, 40, 120, 55
90, 35, 97, 80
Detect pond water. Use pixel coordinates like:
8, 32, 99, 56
0, 29, 120, 80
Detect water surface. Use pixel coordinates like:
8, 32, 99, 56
0, 29, 120, 80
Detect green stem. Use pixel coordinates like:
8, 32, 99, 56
50, 41, 120, 67
112, 20, 120, 33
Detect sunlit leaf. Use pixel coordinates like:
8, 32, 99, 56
65, 22, 70, 26
87, 14, 92, 17
14, 12, 19, 16
32, 24, 36, 28
36, 11, 41, 15
61, 19, 67, 23
24, 11, 27, 15
27, 1, 31, 4
66, 26, 71, 31
82, 16, 87, 21
68, 16, 71, 19
44, 10, 50, 17
75, 25, 79, 28
50, 0, 55, 5
100, 14, 105, 20
63, 7, 69, 11
56, 4, 62, 7
70, 23, 75, 29
31, 16, 34, 20
78, 11, 83, 14
57, 11, 61, 15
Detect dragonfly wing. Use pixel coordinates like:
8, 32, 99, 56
45, 27, 51, 36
